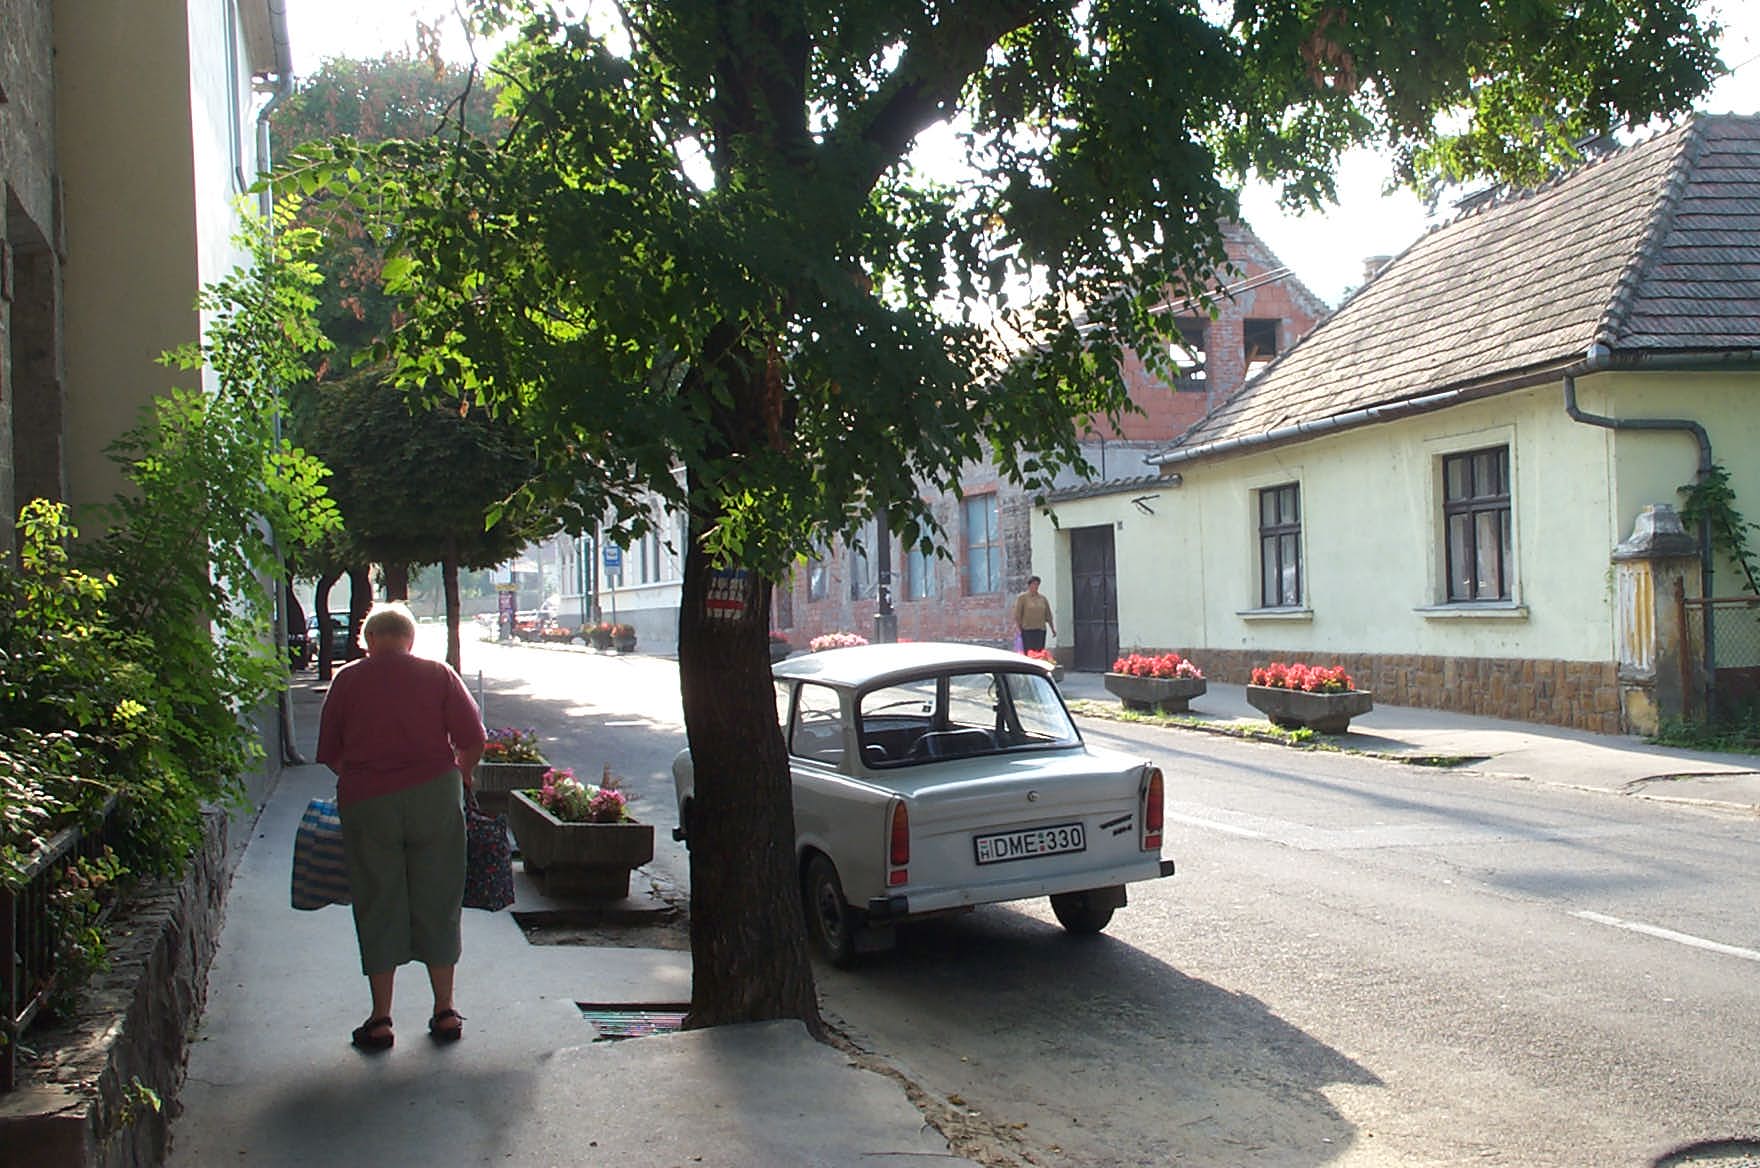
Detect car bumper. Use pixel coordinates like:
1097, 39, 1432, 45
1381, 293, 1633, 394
866, 856, 1175, 921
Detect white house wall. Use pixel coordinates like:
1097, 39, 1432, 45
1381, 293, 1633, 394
1034, 376, 1750, 731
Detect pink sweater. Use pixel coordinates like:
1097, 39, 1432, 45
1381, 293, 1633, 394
316, 651, 486, 807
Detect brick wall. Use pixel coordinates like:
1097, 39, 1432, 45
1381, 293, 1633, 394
1104, 645, 1624, 734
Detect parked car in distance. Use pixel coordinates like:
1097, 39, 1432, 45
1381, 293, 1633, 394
308, 612, 354, 660
287, 620, 312, 669
672, 642, 1174, 964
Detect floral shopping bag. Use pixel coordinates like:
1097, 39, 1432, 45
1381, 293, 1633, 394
463, 793, 516, 911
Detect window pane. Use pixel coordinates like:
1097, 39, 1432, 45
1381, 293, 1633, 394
947, 673, 998, 731
1448, 514, 1472, 600
774, 680, 793, 729
1475, 510, 1502, 598
790, 684, 843, 764
1501, 510, 1514, 597
1445, 454, 1468, 500
1001, 673, 1079, 746
1261, 536, 1279, 606
1280, 533, 1300, 605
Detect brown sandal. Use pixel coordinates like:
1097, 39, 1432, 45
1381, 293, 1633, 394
351, 1015, 394, 1052
429, 1009, 464, 1043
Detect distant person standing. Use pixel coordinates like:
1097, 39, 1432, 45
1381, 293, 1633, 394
1011, 575, 1056, 653
316, 601, 486, 1051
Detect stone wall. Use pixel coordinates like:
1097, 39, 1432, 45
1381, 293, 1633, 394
0, 810, 230, 1168
1104, 646, 1624, 734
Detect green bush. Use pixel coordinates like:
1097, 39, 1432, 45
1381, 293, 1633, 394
0, 214, 340, 1019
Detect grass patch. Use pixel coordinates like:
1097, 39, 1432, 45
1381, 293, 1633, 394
1646, 714, 1760, 754
1066, 698, 1483, 769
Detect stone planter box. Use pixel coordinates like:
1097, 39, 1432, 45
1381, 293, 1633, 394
1245, 685, 1374, 734
613, 636, 638, 654
473, 760, 551, 816
507, 789, 654, 900
1103, 673, 1207, 713
769, 641, 792, 663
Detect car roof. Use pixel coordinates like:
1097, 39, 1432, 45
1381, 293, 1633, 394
773, 642, 1053, 689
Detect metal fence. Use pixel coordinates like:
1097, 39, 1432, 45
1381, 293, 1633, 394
1682, 594, 1760, 724
1, 801, 120, 1092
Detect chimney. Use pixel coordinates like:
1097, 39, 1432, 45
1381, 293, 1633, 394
1363, 255, 1393, 284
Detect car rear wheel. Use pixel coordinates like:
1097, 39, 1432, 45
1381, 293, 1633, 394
1050, 889, 1117, 935
803, 854, 859, 967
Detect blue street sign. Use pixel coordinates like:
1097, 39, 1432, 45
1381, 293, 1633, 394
602, 544, 622, 570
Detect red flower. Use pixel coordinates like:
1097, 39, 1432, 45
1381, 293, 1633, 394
1111, 652, 1202, 680
1252, 661, 1354, 693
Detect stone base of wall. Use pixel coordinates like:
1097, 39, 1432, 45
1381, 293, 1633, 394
0, 809, 229, 1168
1171, 648, 1624, 735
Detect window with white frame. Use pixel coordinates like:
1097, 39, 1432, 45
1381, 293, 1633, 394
962, 494, 1002, 595
1257, 482, 1302, 608
1442, 446, 1513, 602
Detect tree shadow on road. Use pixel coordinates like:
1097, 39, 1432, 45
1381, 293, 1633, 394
821, 905, 1382, 1167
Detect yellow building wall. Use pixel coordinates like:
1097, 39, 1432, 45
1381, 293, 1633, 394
54, 0, 258, 519
1601, 369, 1760, 597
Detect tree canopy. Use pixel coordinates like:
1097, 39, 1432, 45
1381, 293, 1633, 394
288, 0, 1724, 1028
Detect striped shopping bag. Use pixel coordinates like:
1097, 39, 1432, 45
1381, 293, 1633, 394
291, 797, 352, 910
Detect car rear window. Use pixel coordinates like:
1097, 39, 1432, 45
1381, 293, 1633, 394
856, 669, 1077, 766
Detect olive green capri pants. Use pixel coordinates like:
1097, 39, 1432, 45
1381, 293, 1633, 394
339, 770, 465, 975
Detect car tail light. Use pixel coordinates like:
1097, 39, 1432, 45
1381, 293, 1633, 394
1141, 766, 1164, 851
887, 799, 909, 886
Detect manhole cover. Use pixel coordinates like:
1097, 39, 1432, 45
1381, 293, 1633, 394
1655, 1139, 1760, 1167
578, 1003, 688, 1041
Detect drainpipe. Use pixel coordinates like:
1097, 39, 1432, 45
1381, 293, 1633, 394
255, 0, 294, 220
1560, 342, 1755, 716
256, 0, 301, 763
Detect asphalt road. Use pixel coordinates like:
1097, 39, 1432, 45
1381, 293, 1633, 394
440, 628, 1760, 1168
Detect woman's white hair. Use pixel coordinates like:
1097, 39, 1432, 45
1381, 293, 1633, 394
360, 601, 418, 647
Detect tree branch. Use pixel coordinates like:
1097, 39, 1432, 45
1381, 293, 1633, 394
832, 0, 1050, 190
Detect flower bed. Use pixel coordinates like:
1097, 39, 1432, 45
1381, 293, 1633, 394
1105, 652, 1206, 712
1246, 662, 1372, 733
508, 766, 650, 900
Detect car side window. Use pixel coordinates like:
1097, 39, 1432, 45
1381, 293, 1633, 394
790, 682, 844, 765
775, 680, 794, 731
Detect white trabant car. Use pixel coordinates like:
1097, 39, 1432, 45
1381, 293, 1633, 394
672, 642, 1174, 963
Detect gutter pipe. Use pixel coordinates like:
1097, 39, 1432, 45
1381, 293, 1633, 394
254, 0, 302, 764
1560, 342, 1760, 718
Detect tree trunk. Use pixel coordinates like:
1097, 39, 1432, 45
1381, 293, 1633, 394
678, 499, 821, 1033
443, 553, 462, 673
347, 564, 372, 659
383, 561, 411, 600
314, 570, 340, 681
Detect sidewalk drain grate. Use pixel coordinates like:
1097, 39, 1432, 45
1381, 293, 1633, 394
1655, 1139, 1760, 1167
578, 1003, 688, 1041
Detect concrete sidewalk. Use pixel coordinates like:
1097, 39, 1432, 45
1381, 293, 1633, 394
170, 681, 978, 1168
1056, 671, 1760, 815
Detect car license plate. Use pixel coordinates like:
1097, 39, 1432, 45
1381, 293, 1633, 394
973, 822, 1086, 865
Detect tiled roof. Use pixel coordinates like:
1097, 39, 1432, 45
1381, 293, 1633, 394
1158, 114, 1760, 465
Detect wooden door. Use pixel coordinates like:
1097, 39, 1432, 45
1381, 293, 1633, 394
1070, 525, 1119, 672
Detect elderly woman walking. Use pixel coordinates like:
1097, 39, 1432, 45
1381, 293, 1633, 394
316, 601, 485, 1051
